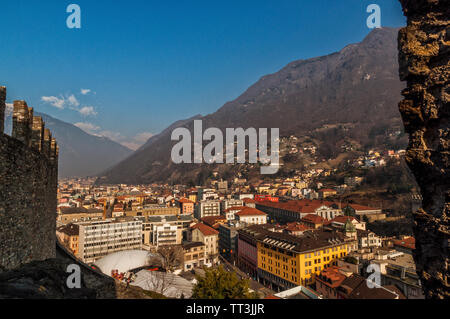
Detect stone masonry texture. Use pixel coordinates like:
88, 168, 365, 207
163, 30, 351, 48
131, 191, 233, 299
398, 0, 449, 298
0, 88, 58, 271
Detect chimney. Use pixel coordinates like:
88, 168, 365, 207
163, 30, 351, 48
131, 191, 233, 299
12, 100, 31, 146
0, 86, 5, 134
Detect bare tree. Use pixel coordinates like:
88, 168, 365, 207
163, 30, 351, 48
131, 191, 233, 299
156, 245, 184, 272
145, 271, 175, 297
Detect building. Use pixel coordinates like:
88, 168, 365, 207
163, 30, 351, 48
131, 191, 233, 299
315, 266, 347, 299
190, 223, 219, 266
393, 236, 415, 255
217, 180, 228, 192
177, 198, 195, 215
318, 188, 337, 199
256, 199, 342, 224
221, 198, 244, 214
336, 273, 404, 299
256, 229, 353, 291
219, 221, 246, 262
242, 198, 256, 208
182, 242, 206, 271
371, 252, 424, 299
235, 207, 267, 225
357, 229, 382, 249
330, 216, 366, 231
201, 215, 227, 230
299, 214, 325, 229
223, 206, 246, 221
195, 200, 221, 219
77, 218, 142, 264
141, 215, 194, 248
56, 223, 80, 256
237, 224, 273, 279
58, 207, 104, 225
126, 205, 180, 217
344, 204, 385, 222
152, 223, 181, 248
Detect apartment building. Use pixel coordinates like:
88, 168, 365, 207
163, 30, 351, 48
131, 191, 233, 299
56, 223, 80, 256
257, 229, 354, 290
177, 198, 195, 215
182, 242, 206, 271
221, 199, 244, 214
152, 223, 181, 248
77, 218, 142, 264
126, 204, 180, 217
140, 215, 194, 248
256, 199, 342, 224
191, 223, 219, 266
235, 207, 267, 225
195, 200, 221, 219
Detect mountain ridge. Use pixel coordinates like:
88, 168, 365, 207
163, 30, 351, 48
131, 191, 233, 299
4, 112, 133, 178
98, 27, 406, 185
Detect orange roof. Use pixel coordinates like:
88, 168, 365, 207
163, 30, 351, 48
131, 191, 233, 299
191, 223, 219, 236
235, 207, 267, 217
243, 198, 256, 203
178, 198, 194, 204
285, 222, 310, 232
257, 199, 339, 214
317, 266, 347, 288
224, 206, 247, 213
394, 237, 415, 250
301, 214, 325, 224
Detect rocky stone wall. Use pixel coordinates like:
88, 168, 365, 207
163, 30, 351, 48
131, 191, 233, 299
398, 0, 449, 298
0, 86, 58, 271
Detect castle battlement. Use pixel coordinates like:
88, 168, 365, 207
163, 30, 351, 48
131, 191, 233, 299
0, 86, 59, 271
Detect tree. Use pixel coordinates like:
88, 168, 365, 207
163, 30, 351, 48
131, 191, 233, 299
192, 266, 257, 299
155, 245, 184, 272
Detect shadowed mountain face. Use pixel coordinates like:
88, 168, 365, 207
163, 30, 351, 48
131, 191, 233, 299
99, 27, 405, 185
5, 113, 133, 178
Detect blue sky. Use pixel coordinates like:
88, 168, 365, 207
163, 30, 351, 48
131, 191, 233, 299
0, 0, 406, 150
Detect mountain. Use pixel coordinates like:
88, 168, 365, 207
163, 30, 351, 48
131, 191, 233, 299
5, 113, 133, 178
98, 27, 406, 185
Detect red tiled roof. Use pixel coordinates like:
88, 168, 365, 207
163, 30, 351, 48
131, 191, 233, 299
393, 237, 415, 250
316, 266, 347, 288
285, 222, 310, 232
191, 223, 219, 236
178, 197, 194, 204
257, 199, 339, 214
235, 207, 267, 217
301, 214, 325, 224
224, 206, 247, 213
243, 198, 256, 203
331, 216, 357, 223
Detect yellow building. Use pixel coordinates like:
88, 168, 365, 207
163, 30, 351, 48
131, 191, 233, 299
188, 194, 198, 203
256, 230, 352, 290
125, 206, 180, 217
56, 224, 80, 257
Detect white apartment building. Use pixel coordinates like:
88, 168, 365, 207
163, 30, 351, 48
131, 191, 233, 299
195, 200, 221, 219
221, 199, 243, 214
78, 218, 142, 264
152, 223, 181, 248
